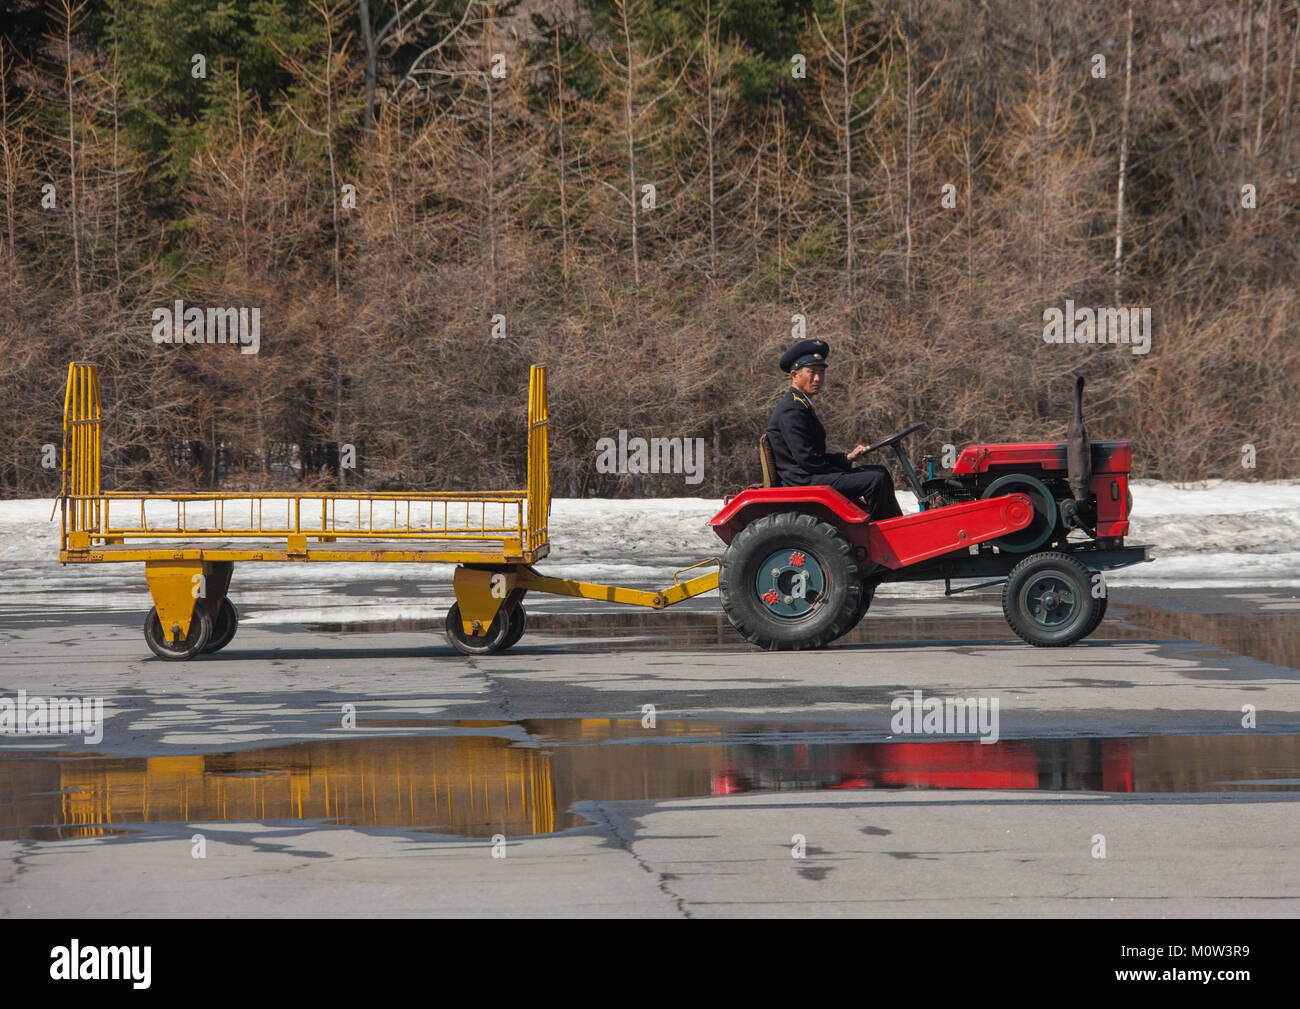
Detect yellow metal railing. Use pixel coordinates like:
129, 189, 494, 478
80, 492, 528, 541
526, 364, 550, 554
60, 362, 102, 551
60, 362, 552, 557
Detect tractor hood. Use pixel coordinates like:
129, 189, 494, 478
951, 440, 1132, 476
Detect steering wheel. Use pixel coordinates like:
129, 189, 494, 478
862, 422, 927, 455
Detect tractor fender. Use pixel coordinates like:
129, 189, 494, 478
866, 493, 1035, 568
708, 486, 870, 546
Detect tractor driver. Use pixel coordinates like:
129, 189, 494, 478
764, 339, 903, 521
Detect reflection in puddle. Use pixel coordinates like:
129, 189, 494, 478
1111, 605, 1300, 671
308, 605, 1300, 668
3, 721, 1299, 841
309, 609, 1170, 650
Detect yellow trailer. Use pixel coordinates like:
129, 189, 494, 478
57, 362, 719, 659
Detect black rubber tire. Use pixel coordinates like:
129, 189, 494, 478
444, 602, 511, 655
830, 582, 876, 642
1001, 551, 1103, 647
501, 602, 527, 650
720, 512, 862, 650
1081, 590, 1109, 640
144, 605, 212, 661
201, 597, 239, 654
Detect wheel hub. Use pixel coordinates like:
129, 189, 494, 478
755, 548, 825, 618
1023, 575, 1078, 627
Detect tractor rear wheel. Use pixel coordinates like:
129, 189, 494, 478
720, 512, 862, 650
1001, 551, 1103, 646
830, 582, 876, 643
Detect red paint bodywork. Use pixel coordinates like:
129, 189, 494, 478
953, 439, 1133, 476
951, 438, 1133, 536
708, 487, 1034, 570
865, 494, 1034, 569
710, 436, 1135, 560
709, 486, 870, 545
1091, 473, 1131, 537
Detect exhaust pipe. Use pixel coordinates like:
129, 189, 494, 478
1066, 376, 1091, 501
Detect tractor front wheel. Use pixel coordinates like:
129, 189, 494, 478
1002, 551, 1104, 646
720, 512, 862, 650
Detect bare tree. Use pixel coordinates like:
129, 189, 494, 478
810, 0, 889, 310
0, 40, 31, 273
49, 0, 89, 301
586, 0, 689, 298
681, 0, 740, 285
358, 0, 488, 132
1114, 0, 1134, 303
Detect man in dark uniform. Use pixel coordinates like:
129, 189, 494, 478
764, 339, 903, 520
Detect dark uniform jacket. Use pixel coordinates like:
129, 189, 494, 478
764, 387, 850, 485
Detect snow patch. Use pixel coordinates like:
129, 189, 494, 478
2, 480, 1296, 623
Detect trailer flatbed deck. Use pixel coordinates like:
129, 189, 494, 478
56, 362, 719, 659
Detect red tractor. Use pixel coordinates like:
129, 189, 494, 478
709, 378, 1149, 649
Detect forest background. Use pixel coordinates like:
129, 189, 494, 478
0, 0, 1296, 498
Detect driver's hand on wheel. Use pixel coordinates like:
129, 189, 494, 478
846, 443, 870, 462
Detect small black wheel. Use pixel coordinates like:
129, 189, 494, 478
1001, 551, 1103, 647
500, 602, 527, 650
720, 512, 862, 650
201, 597, 239, 654
144, 605, 212, 661
444, 602, 511, 655
1080, 589, 1109, 639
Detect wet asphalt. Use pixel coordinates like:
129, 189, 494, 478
1, 586, 1299, 918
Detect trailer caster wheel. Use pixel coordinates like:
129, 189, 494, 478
1002, 551, 1103, 647
720, 512, 862, 650
144, 605, 212, 661
201, 597, 239, 654
444, 602, 511, 655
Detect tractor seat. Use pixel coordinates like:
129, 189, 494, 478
758, 433, 781, 488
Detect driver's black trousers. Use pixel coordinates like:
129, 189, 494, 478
814, 466, 903, 521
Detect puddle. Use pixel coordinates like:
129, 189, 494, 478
1111, 605, 1300, 671
308, 601, 1300, 669
309, 609, 1170, 650
3, 721, 1299, 841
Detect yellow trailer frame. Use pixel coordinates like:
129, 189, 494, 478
58, 362, 719, 658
